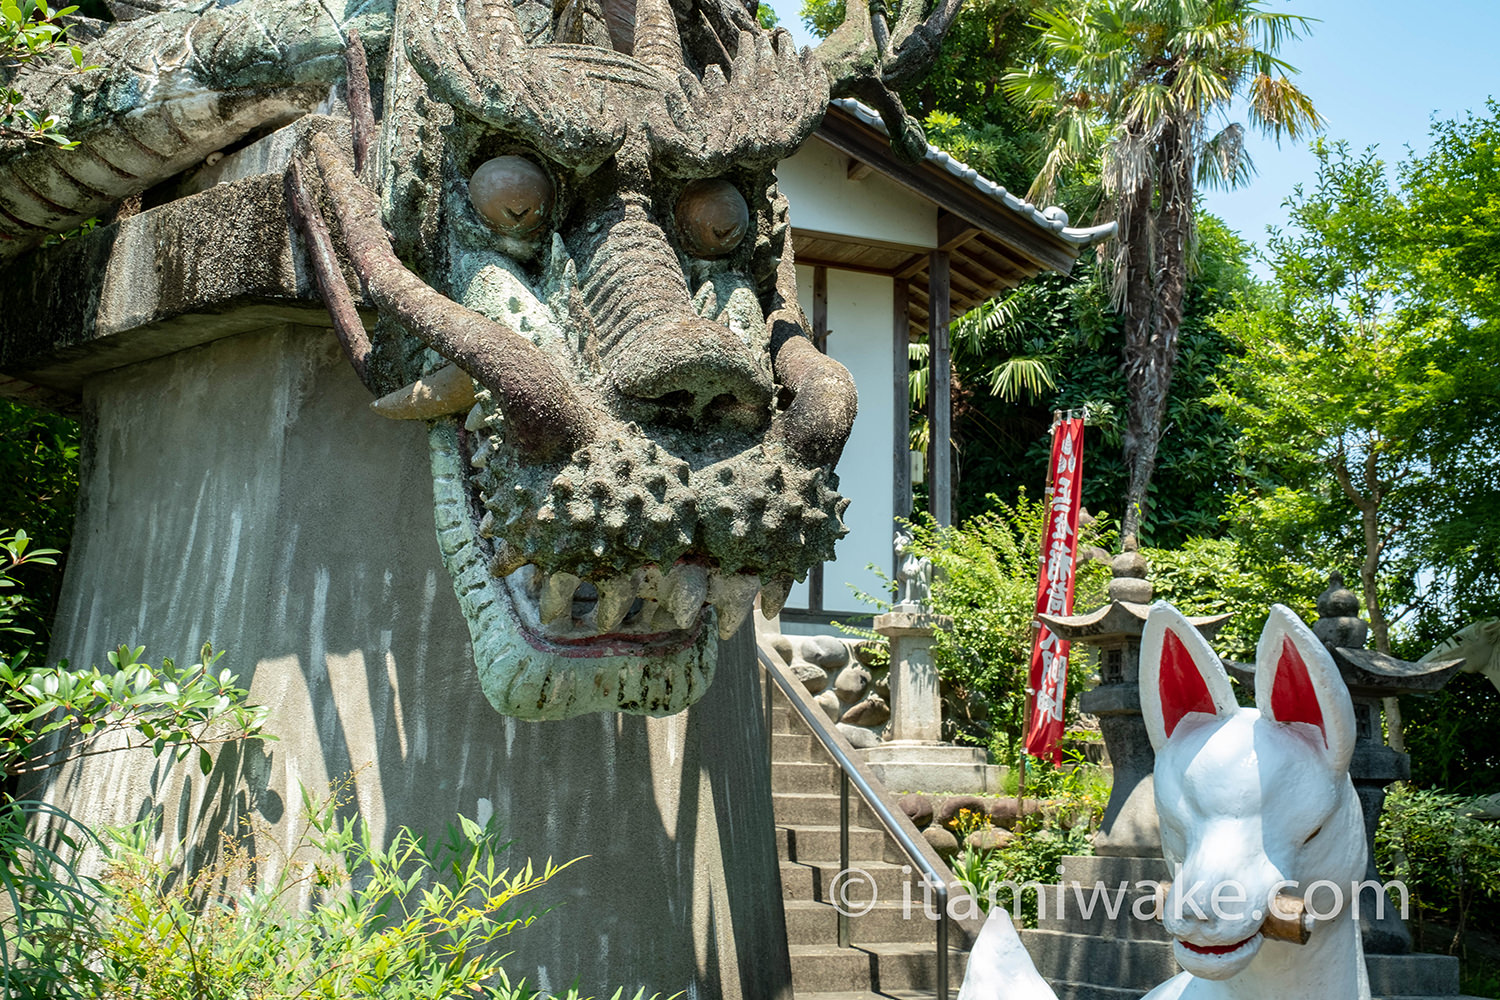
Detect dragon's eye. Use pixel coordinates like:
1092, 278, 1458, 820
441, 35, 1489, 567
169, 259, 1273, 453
469, 156, 553, 237
675, 179, 749, 258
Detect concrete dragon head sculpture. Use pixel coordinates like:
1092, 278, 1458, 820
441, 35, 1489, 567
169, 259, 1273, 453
0, 0, 961, 719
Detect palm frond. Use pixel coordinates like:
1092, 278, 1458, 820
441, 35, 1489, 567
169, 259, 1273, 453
987, 356, 1059, 402
1198, 122, 1254, 191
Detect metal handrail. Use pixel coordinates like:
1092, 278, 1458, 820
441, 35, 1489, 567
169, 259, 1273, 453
757, 646, 953, 1000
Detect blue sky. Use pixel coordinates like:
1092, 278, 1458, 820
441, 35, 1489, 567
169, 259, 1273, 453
768, 0, 1500, 256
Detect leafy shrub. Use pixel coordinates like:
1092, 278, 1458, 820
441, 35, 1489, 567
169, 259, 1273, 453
1401, 673, 1500, 797
13, 780, 658, 1000
1375, 783, 1500, 954
851, 493, 1113, 759
1139, 536, 1325, 665
954, 818, 1095, 925
1, 529, 271, 994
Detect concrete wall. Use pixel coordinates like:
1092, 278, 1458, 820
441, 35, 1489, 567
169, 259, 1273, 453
45, 323, 791, 1000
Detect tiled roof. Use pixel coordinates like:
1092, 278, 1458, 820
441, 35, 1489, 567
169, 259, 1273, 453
833, 99, 1116, 247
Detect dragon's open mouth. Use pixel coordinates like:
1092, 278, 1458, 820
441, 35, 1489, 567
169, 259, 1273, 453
458, 403, 842, 656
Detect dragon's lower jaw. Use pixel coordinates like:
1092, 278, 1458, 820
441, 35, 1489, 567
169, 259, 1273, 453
431, 419, 721, 719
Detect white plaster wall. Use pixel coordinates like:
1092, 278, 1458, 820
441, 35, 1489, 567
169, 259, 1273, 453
785, 266, 895, 619
776, 137, 937, 248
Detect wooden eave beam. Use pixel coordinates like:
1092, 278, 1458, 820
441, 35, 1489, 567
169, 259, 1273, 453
938, 210, 982, 252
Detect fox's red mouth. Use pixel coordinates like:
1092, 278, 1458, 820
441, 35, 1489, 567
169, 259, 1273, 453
1179, 935, 1257, 956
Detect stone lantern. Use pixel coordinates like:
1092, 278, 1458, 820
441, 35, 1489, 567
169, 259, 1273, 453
1038, 548, 1228, 857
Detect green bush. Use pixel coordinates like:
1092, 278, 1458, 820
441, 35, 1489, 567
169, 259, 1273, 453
853, 492, 1113, 758
1139, 536, 1326, 665
1375, 783, 1500, 955
13, 780, 658, 1000
954, 818, 1095, 925
1, 529, 271, 994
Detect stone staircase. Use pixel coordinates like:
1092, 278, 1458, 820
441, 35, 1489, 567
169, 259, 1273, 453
771, 686, 971, 1000
768, 681, 1484, 1000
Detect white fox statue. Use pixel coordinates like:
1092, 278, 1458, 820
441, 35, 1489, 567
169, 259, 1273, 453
959, 602, 1371, 1000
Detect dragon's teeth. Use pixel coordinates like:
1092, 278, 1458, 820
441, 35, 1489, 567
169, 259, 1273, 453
470, 439, 490, 469
667, 563, 709, 629
759, 575, 793, 618
464, 403, 488, 432
692, 281, 716, 318
710, 573, 760, 640
632, 597, 663, 628
478, 511, 496, 538
539, 571, 581, 624
637, 566, 664, 601
594, 572, 639, 633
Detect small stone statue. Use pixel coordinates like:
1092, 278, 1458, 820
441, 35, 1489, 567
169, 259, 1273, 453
894, 531, 933, 612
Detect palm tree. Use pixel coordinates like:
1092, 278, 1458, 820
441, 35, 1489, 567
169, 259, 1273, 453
1006, 0, 1321, 542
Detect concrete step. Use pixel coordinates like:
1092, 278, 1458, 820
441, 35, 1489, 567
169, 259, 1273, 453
775, 761, 843, 795
775, 731, 821, 762
779, 824, 889, 864
772, 703, 803, 734
789, 944, 875, 993
1055, 855, 1170, 885
788, 944, 969, 994
782, 860, 928, 904
1366, 953, 1461, 996
793, 983, 1148, 1000
1019, 928, 1178, 992
774, 791, 884, 828
785, 900, 950, 946
864, 941, 969, 990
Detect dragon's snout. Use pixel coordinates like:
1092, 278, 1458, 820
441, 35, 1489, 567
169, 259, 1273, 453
609, 315, 774, 432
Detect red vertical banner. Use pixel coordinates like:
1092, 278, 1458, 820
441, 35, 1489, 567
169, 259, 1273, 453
1024, 415, 1085, 763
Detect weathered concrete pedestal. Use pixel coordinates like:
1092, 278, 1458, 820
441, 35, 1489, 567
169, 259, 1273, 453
25, 309, 792, 998
860, 608, 1001, 793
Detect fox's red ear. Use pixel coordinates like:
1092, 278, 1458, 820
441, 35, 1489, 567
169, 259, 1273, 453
1255, 605, 1355, 772
1141, 603, 1237, 751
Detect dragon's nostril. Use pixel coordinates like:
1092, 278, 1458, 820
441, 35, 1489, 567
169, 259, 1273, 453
611, 319, 772, 431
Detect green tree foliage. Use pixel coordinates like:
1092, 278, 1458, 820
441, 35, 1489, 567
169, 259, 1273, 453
1005, 0, 1321, 541
877, 493, 1112, 756
946, 214, 1253, 547
1140, 535, 1324, 665
1396, 100, 1500, 633
1, 0, 93, 146
0, 402, 79, 649
1211, 142, 1427, 655
1400, 673, 1500, 797
1212, 139, 1500, 658
801, 0, 1063, 197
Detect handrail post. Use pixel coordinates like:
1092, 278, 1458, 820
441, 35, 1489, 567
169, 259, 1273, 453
936, 882, 949, 1000
838, 769, 851, 948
